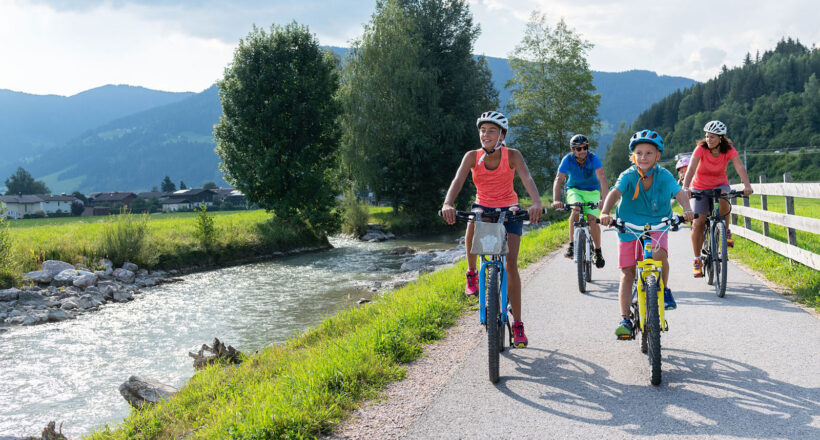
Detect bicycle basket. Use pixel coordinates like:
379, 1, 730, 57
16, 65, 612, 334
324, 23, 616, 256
471, 221, 508, 255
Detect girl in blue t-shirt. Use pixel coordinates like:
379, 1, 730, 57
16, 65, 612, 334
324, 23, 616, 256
599, 130, 695, 338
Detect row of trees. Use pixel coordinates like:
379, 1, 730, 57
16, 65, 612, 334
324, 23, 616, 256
215, 1, 599, 236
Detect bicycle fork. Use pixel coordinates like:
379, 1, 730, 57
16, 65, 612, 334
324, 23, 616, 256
478, 257, 507, 326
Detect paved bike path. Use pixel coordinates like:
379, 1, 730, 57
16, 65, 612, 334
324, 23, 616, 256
403, 229, 820, 439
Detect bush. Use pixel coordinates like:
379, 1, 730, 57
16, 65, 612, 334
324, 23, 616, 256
99, 209, 148, 266
340, 190, 369, 236
0, 214, 17, 288
193, 203, 217, 252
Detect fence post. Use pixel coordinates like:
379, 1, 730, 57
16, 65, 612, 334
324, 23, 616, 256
760, 175, 769, 237
742, 189, 752, 230
784, 173, 797, 246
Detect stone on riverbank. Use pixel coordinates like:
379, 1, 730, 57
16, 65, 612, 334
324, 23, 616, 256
42, 260, 74, 276
24, 270, 53, 284
0, 288, 21, 302
119, 376, 178, 409
189, 338, 243, 370
112, 268, 135, 284
52, 270, 79, 287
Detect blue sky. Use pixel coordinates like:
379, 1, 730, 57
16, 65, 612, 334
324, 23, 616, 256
2, 0, 817, 96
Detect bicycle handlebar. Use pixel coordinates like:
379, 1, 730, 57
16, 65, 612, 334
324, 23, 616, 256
557, 202, 598, 212
438, 208, 546, 223
691, 189, 746, 200
610, 214, 695, 234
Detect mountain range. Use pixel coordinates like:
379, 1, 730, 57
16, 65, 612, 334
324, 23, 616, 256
0, 53, 696, 194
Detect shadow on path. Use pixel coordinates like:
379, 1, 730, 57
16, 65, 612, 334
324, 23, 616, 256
496, 347, 820, 438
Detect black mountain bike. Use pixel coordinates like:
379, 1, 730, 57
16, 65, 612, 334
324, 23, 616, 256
560, 202, 598, 293
693, 189, 745, 298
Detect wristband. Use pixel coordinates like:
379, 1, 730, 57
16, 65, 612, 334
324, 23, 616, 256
684, 210, 693, 213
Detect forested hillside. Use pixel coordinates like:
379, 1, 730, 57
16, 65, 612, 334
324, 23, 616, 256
606, 38, 820, 182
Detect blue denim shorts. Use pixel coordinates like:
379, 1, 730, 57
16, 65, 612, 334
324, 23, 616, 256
471, 203, 524, 236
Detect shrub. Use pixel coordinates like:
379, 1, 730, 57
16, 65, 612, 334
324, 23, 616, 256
99, 209, 148, 266
340, 189, 369, 236
193, 203, 217, 252
0, 213, 17, 288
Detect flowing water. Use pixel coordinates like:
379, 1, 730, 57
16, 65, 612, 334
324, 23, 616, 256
0, 233, 462, 438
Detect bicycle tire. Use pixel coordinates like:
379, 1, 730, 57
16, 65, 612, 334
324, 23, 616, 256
577, 232, 587, 293
645, 275, 662, 386
486, 264, 501, 383
703, 225, 714, 286
499, 302, 507, 353
714, 221, 729, 298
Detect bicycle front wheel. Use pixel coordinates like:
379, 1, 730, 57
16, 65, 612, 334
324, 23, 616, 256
645, 275, 662, 386
703, 225, 714, 286
713, 221, 729, 298
576, 232, 587, 293
486, 264, 501, 383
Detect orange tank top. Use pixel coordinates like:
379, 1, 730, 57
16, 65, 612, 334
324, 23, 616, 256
472, 146, 518, 208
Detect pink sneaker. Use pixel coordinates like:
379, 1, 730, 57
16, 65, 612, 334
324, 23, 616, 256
512, 321, 528, 348
465, 270, 478, 296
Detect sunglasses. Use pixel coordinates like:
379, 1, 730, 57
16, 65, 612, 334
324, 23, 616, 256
573, 145, 588, 151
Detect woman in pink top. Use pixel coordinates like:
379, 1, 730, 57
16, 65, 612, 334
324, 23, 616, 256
441, 111, 543, 348
681, 120, 753, 277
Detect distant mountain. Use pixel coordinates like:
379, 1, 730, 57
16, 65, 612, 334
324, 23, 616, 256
1, 50, 696, 194
0, 85, 193, 171
25, 86, 225, 194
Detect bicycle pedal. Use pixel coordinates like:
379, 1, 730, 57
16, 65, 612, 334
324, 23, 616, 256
616, 334, 634, 340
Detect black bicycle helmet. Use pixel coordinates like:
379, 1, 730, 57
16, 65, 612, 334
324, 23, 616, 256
570, 134, 589, 147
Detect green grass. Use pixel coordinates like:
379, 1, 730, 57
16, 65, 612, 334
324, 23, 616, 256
6, 210, 326, 275
731, 195, 820, 255
85, 222, 568, 439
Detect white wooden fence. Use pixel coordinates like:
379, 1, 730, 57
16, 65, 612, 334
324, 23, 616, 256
729, 173, 820, 270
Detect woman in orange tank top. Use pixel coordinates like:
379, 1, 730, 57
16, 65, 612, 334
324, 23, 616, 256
441, 111, 543, 348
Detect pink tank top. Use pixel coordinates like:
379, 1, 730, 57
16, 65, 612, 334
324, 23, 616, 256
472, 146, 518, 208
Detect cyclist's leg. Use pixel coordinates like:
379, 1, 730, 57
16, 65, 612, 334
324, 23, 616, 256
650, 233, 676, 310
506, 232, 522, 322
465, 221, 478, 270
589, 214, 602, 248
690, 191, 710, 257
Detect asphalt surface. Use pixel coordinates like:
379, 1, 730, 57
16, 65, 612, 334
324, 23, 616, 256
402, 228, 820, 440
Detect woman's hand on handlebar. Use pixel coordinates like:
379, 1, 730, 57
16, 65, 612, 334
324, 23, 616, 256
528, 202, 544, 223
441, 203, 456, 225
551, 200, 564, 210
682, 211, 695, 223
743, 185, 754, 196
599, 212, 614, 227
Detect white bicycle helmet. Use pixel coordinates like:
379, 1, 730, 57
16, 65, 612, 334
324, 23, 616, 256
703, 120, 727, 135
476, 111, 508, 133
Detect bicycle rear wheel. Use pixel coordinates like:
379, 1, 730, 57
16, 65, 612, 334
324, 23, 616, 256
713, 221, 729, 298
645, 275, 662, 386
576, 232, 587, 293
486, 264, 501, 383
703, 225, 714, 286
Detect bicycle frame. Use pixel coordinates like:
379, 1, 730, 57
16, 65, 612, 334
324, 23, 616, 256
634, 229, 666, 333
478, 255, 507, 327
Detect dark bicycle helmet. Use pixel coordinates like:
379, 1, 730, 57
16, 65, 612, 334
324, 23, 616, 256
570, 134, 589, 146
628, 129, 664, 153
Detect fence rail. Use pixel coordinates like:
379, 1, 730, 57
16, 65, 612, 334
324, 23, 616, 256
729, 173, 820, 270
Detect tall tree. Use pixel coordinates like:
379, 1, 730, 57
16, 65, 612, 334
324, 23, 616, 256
505, 13, 600, 191
161, 176, 176, 192
203, 181, 218, 190
340, 0, 497, 218
215, 23, 341, 234
179, 181, 187, 190
4, 167, 50, 195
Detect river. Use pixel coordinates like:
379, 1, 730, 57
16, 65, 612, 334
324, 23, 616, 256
0, 233, 462, 438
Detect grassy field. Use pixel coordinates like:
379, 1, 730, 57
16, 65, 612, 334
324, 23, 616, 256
3, 210, 325, 276
85, 221, 569, 439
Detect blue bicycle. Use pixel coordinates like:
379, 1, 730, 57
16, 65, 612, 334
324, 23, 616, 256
445, 208, 535, 383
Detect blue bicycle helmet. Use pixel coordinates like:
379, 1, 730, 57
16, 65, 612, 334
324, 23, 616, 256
628, 129, 664, 153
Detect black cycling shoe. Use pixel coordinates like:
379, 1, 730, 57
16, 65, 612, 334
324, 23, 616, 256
594, 249, 605, 268
564, 243, 574, 259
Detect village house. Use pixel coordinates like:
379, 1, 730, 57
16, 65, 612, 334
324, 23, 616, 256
0, 194, 80, 219
0, 195, 45, 219
159, 188, 217, 212
87, 192, 137, 210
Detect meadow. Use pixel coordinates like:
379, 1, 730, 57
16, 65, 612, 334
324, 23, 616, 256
2, 209, 325, 276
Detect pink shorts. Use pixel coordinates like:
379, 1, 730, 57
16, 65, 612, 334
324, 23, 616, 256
618, 232, 668, 268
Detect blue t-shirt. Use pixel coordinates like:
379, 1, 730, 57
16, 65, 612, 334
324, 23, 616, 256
614, 165, 681, 242
558, 152, 603, 191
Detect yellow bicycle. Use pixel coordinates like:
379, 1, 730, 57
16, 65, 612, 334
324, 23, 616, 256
612, 215, 687, 386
